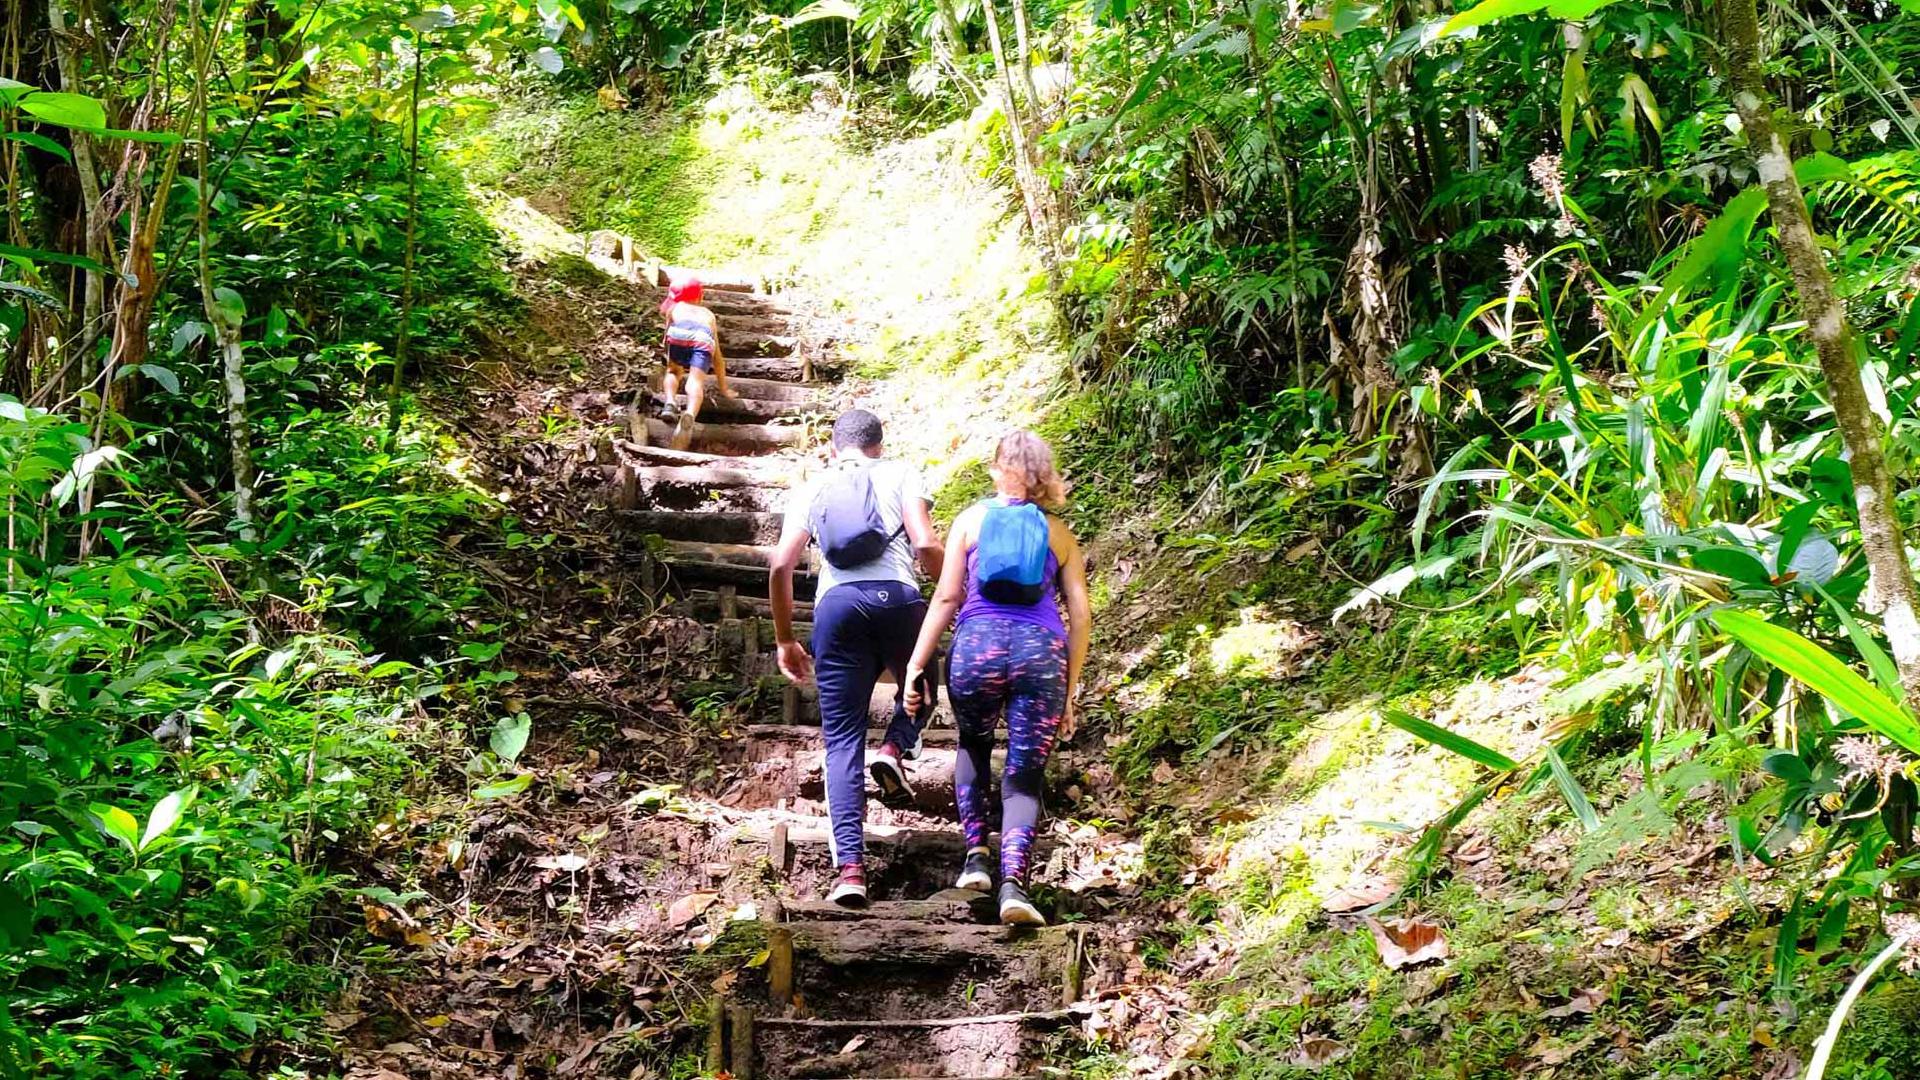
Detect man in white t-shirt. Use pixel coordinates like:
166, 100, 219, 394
768, 410, 944, 907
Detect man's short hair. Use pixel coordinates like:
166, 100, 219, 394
831, 410, 884, 452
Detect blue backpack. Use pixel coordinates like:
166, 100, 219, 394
976, 499, 1051, 604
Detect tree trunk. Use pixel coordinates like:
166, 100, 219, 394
194, 0, 256, 539
980, 0, 1058, 276
1720, 0, 1920, 701
46, 0, 105, 389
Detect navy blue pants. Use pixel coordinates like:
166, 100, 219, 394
812, 581, 928, 867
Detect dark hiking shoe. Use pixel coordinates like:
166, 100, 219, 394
955, 848, 994, 893
870, 744, 914, 808
828, 864, 868, 909
997, 880, 1045, 926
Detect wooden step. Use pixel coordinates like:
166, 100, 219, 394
725, 356, 817, 382
687, 590, 814, 621
629, 463, 775, 489
643, 417, 810, 455
787, 919, 1074, 965
645, 390, 814, 424
655, 289, 791, 318
742, 725, 960, 750
753, 1010, 1067, 1080
620, 510, 782, 545
663, 539, 778, 568
654, 264, 759, 292
660, 558, 814, 599
778, 893, 991, 923
624, 443, 800, 473
640, 372, 820, 404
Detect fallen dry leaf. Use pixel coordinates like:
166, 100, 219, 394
1322, 876, 1397, 914
1151, 760, 1177, 785
669, 891, 721, 928
1294, 1035, 1344, 1068
1365, 915, 1449, 970
1542, 986, 1604, 1019
362, 903, 433, 948
838, 1034, 869, 1055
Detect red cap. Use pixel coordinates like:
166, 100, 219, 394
661, 275, 703, 313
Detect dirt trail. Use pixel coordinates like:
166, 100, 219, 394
338, 242, 1128, 1080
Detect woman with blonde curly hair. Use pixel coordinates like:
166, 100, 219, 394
904, 430, 1091, 925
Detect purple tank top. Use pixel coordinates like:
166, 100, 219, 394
956, 507, 1066, 638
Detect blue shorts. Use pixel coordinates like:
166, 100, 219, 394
667, 342, 713, 373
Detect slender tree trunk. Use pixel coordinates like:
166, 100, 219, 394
981, 0, 1058, 277
194, 0, 256, 539
1720, 0, 1920, 700
46, 0, 105, 389
1242, 0, 1307, 389
384, 33, 423, 441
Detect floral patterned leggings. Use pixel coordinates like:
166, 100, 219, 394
947, 617, 1067, 883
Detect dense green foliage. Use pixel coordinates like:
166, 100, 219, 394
9, 0, 1920, 1073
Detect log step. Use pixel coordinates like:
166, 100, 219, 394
654, 264, 759, 292
754, 1010, 1065, 1080
620, 510, 783, 545
779, 894, 992, 924
645, 391, 814, 425
643, 418, 810, 456
725, 356, 818, 382
685, 590, 813, 621
787, 919, 1074, 965
662, 539, 778, 568
659, 558, 813, 599
625, 444, 800, 474
742, 725, 960, 749
640, 372, 821, 404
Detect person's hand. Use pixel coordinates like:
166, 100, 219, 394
1058, 701, 1077, 742
903, 663, 928, 716
777, 640, 813, 685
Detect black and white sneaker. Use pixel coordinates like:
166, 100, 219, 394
955, 848, 993, 893
870, 744, 914, 808
997, 880, 1045, 926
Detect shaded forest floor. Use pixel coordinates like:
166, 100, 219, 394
324, 86, 1920, 1080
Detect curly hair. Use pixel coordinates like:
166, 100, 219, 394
993, 429, 1068, 510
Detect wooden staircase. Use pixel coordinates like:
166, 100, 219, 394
615, 268, 1097, 1080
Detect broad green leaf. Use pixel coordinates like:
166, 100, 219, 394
784, 0, 860, 25
474, 772, 533, 800
1440, 0, 1623, 38
137, 364, 181, 395
0, 884, 29, 946
140, 789, 192, 852
0, 241, 113, 276
460, 641, 505, 663
170, 320, 206, 355
1795, 152, 1853, 186
19, 91, 107, 130
1665, 187, 1767, 294
1545, 745, 1600, 831
1692, 546, 1773, 588
1381, 708, 1520, 772
88, 803, 140, 852
406, 10, 458, 31
531, 46, 564, 73
491, 712, 533, 764
211, 286, 246, 330
1812, 584, 1902, 703
2, 130, 68, 160
1712, 609, 1920, 754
